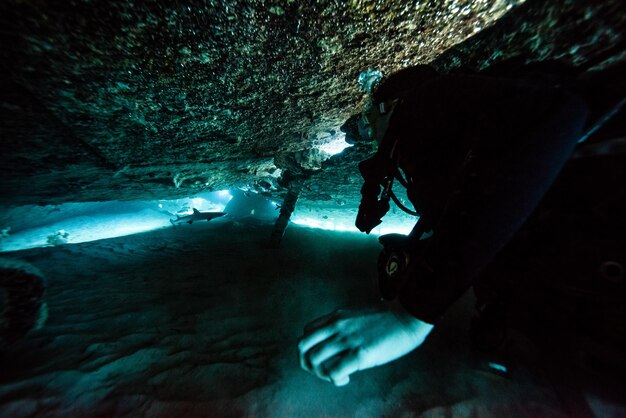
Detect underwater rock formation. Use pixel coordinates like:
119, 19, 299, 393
1, 0, 624, 207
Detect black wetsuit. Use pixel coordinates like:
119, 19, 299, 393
360, 69, 624, 324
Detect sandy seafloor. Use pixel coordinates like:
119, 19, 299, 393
0, 218, 623, 417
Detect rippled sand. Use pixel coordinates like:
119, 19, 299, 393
0, 219, 614, 416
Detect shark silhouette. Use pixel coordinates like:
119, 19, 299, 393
170, 208, 226, 226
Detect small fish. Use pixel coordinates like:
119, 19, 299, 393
170, 208, 226, 226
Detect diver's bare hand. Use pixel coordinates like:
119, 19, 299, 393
297, 302, 433, 386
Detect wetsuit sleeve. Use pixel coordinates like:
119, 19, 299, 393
398, 87, 589, 324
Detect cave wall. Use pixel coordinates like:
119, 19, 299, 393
1, 0, 624, 207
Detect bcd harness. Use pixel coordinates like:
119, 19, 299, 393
356, 127, 478, 301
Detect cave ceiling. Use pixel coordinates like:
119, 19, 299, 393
1, 0, 624, 208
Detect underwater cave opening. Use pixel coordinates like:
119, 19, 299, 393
0, 185, 421, 253
0, 190, 236, 252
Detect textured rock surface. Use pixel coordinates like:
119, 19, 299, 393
1, 0, 624, 207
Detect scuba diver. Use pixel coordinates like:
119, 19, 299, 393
297, 58, 626, 387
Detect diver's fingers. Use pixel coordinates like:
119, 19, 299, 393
304, 309, 346, 333
298, 327, 337, 372
306, 336, 347, 380
325, 349, 362, 387
303, 311, 340, 333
